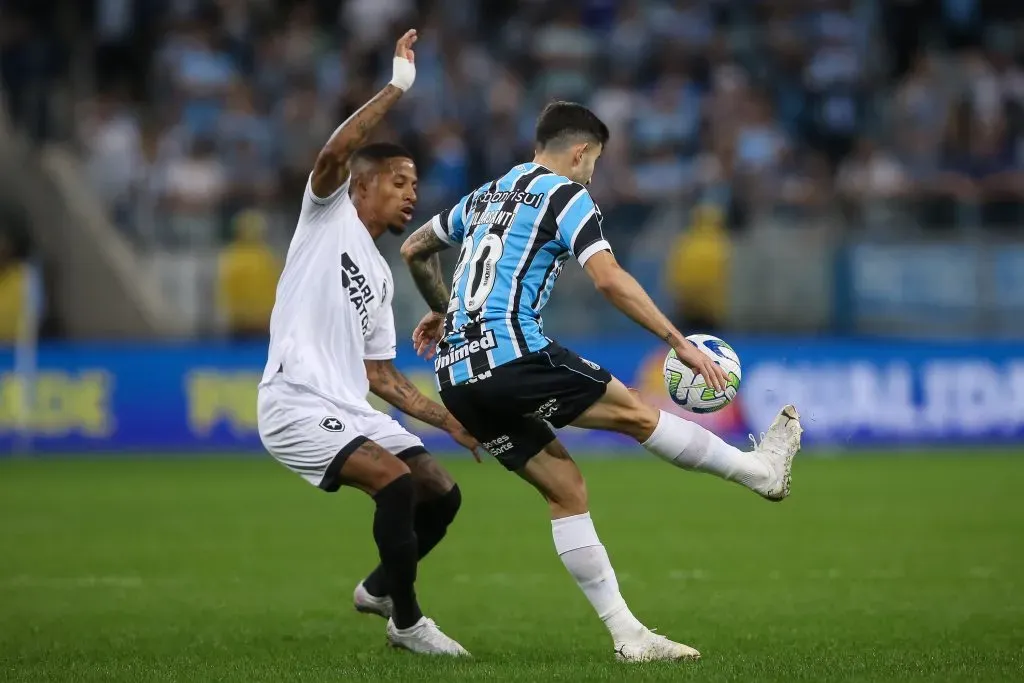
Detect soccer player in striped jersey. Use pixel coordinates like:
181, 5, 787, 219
400, 101, 803, 662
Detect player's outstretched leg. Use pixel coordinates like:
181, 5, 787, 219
339, 440, 468, 656
573, 378, 803, 501
519, 441, 700, 663
354, 451, 461, 620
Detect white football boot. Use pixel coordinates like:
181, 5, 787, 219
353, 581, 392, 619
386, 616, 470, 656
615, 628, 701, 663
749, 404, 803, 501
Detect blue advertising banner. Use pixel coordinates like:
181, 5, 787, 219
1, 338, 1022, 454
843, 243, 1024, 336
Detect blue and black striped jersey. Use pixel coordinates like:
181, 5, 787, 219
430, 162, 612, 388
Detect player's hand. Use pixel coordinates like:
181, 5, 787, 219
446, 418, 483, 463
674, 340, 729, 393
412, 311, 444, 359
389, 30, 417, 91
395, 29, 417, 62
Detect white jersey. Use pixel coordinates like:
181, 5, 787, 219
260, 177, 396, 415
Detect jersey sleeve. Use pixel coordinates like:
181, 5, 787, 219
554, 186, 612, 267
364, 304, 397, 360
430, 191, 472, 246
305, 171, 350, 207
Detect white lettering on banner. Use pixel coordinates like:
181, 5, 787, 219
921, 361, 1024, 434
742, 360, 1024, 441
1009, 363, 1024, 429
847, 362, 916, 432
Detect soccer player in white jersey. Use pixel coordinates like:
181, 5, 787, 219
257, 30, 477, 657
400, 101, 803, 661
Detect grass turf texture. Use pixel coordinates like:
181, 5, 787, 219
1, 453, 1023, 682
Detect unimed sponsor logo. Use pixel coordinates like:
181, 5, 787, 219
434, 330, 498, 371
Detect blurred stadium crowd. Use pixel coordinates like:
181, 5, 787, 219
2, 0, 1024, 340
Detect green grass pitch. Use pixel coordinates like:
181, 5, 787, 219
2, 452, 1023, 682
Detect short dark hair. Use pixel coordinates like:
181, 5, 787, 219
535, 101, 609, 150
351, 142, 414, 164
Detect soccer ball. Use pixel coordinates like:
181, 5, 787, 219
662, 334, 742, 413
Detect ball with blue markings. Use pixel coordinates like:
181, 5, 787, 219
663, 334, 742, 413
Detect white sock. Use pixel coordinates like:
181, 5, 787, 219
642, 410, 770, 489
552, 512, 646, 644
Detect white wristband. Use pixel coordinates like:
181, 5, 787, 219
389, 56, 416, 91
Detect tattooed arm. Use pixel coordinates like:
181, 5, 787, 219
365, 358, 448, 427
400, 223, 451, 314
400, 223, 454, 359
309, 30, 417, 199
364, 359, 482, 458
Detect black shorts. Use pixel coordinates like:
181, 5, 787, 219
438, 342, 612, 471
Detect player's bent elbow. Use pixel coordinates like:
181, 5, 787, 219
588, 266, 614, 293
592, 273, 625, 301
585, 255, 624, 296
400, 230, 435, 264
593, 278, 616, 298
399, 240, 419, 264
546, 472, 589, 517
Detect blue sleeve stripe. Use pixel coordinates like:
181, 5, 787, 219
569, 208, 597, 253
556, 190, 597, 247
555, 187, 587, 226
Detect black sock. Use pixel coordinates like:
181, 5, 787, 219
364, 484, 462, 598
371, 474, 422, 629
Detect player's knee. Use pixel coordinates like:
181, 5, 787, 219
432, 483, 462, 526
546, 471, 588, 516
368, 458, 412, 494
407, 452, 457, 500
630, 401, 661, 440
608, 398, 659, 441
375, 469, 414, 498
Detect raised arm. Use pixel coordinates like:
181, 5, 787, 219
583, 251, 728, 392
309, 30, 417, 199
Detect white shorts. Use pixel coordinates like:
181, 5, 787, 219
257, 379, 425, 492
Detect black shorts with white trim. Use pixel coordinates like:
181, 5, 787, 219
438, 342, 611, 471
